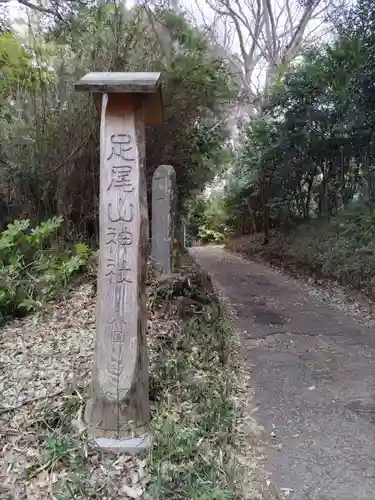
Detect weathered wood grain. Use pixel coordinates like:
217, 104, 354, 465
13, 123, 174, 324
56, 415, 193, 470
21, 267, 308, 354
75, 73, 164, 125
85, 93, 149, 438
75, 72, 161, 93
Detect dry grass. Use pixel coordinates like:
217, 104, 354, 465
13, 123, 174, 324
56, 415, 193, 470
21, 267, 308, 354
0, 262, 244, 499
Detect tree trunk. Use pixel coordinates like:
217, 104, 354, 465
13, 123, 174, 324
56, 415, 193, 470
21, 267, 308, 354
305, 176, 313, 218
247, 197, 258, 233
320, 160, 328, 217
260, 178, 270, 244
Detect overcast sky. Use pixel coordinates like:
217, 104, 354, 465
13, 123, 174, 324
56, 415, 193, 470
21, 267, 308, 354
5, 0, 214, 29
5, 0, 27, 19
4, 0, 330, 94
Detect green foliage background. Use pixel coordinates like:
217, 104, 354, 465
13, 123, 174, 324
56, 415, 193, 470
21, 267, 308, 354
0, 3, 236, 239
224, 0, 375, 233
0, 217, 92, 323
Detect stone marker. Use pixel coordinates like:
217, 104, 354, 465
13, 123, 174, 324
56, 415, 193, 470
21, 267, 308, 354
151, 164, 177, 274
75, 72, 163, 453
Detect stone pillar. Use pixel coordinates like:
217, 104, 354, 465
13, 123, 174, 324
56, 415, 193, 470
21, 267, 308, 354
151, 164, 177, 274
75, 73, 163, 452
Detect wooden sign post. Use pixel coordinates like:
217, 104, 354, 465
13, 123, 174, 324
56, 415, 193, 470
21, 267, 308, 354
75, 73, 163, 453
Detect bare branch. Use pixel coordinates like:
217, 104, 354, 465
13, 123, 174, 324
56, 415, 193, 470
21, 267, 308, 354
263, 0, 278, 59
39, 127, 96, 176
282, 0, 320, 63
0, 0, 60, 17
0, 389, 65, 415
207, 0, 249, 70
285, 0, 294, 32
199, 0, 332, 119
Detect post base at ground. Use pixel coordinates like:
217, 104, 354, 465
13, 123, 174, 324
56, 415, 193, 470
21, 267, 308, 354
89, 434, 152, 455
72, 400, 152, 456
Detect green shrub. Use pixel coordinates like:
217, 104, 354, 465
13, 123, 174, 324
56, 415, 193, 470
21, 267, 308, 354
198, 224, 228, 244
289, 203, 375, 292
0, 216, 92, 323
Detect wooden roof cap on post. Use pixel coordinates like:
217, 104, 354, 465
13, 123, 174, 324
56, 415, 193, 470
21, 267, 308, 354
75, 72, 164, 125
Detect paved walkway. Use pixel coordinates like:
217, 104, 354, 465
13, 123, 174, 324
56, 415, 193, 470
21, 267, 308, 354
190, 246, 375, 500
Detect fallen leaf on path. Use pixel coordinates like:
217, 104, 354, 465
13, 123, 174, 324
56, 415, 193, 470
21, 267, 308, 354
120, 484, 145, 498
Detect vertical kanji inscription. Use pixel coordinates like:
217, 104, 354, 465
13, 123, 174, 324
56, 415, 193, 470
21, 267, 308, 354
86, 93, 149, 438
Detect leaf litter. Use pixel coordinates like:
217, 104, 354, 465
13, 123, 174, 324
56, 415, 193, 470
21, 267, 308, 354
0, 283, 151, 499
0, 262, 264, 499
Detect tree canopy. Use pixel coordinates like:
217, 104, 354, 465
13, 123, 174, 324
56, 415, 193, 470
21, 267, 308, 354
221, 0, 375, 239
0, 2, 236, 238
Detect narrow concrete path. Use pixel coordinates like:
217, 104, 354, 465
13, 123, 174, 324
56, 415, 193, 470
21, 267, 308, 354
190, 246, 375, 500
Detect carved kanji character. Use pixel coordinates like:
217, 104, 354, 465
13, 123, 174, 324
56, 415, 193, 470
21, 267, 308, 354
108, 199, 134, 223
107, 165, 133, 191
107, 134, 134, 161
